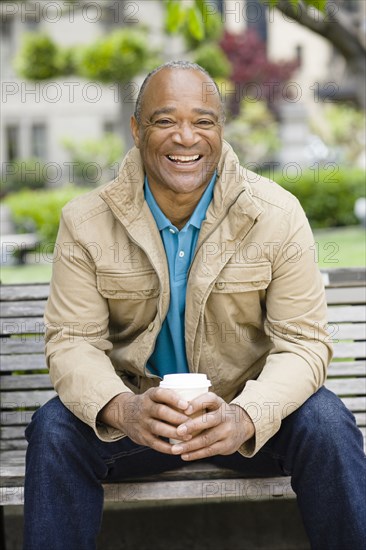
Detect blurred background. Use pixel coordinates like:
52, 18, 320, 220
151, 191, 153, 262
1, 0, 365, 279
1, 2, 365, 549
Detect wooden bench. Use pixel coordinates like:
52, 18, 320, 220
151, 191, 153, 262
1, 268, 365, 545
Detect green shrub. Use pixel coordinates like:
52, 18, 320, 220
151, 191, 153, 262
193, 43, 231, 80
1, 158, 48, 196
4, 186, 91, 246
75, 28, 153, 83
270, 167, 365, 228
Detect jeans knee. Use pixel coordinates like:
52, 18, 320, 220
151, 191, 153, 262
25, 397, 78, 446
286, 387, 361, 451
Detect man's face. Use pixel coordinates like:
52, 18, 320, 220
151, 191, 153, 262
131, 69, 223, 196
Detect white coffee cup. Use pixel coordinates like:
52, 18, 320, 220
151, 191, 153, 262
159, 373, 211, 444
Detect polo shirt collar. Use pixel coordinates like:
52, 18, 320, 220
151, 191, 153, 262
144, 171, 217, 232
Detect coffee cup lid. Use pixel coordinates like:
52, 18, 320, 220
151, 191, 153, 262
160, 373, 211, 388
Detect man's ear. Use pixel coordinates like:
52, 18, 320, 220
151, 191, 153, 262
130, 116, 140, 148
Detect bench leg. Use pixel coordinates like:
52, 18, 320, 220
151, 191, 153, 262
0, 507, 6, 550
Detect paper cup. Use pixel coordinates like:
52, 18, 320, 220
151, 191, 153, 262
159, 373, 211, 444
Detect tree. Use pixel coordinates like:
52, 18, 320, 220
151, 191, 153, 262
264, 0, 366, 108
220, 29, 298, 114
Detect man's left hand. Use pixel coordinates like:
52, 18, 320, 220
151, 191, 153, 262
170, 393, 255, 460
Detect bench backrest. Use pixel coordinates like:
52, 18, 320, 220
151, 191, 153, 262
1, 268, 365, 452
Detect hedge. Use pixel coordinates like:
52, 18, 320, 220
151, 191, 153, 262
269, 167, 365, 228
4, 186, 91, 247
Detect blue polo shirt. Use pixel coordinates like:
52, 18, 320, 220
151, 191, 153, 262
145, 173, 216, 378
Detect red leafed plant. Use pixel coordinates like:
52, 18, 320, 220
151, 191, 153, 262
220, 29, 299, 115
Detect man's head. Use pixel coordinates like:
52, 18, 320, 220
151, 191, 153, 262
131, 61, 224, 198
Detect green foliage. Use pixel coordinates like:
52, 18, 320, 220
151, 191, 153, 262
224, 99, 280, 165
273, 167, 365, 228
15, 34, 64, 80
193, 44, 231, 80
1, 158, 48, 196
4, 186, 90, 246
74, 28, 154, 83
264, 0, 327, 10
311, 104, 366, 165
61, 133, 124, 185
165, 0, 224, 49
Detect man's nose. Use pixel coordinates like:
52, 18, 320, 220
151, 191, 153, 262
172, 123, 200, 146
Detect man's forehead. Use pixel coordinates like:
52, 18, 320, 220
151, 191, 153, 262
141, 68, 221, 112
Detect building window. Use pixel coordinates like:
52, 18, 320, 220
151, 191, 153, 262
104, 121, 119, 134
31, 124, 47, 160
5, 125, 20, 161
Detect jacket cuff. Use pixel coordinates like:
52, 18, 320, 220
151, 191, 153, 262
229, 385, 282, 457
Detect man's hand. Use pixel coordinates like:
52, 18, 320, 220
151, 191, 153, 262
170, 392, 255, 461
97, 388, 191, 454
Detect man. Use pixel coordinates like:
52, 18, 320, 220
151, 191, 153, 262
24, 61, 365, 549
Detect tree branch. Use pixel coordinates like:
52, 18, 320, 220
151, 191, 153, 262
275, 0, 366, 71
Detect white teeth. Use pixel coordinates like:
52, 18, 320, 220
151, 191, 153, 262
168, 155, 200, 162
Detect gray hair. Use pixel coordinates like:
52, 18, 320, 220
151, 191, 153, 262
134, 60, 225, 124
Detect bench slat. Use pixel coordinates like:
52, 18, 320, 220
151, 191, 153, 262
325, 287, 366, 305
327, 305, 366, 322
1, 374, 52, 390
0, 317, 45, 335
1, 390, 56, 409
325, 378, 365, 396
0, 285, 49, 302
331, 323, 365, 340
0, 339, 45, 355
328, 361, 365, 376
0, 301, 46, 318
332, 342, 366, 358
0, 354, 46, 372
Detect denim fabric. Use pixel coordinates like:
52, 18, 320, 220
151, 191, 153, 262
23, 387, 366, 550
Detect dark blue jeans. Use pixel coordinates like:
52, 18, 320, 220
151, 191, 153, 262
23, 387, 366, 550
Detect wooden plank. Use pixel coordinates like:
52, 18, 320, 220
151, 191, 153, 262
0, 354, 46, 372
1, 410, 37, 426
1, 440, 28, 452
321, 268, 366, 287
0, 317, 45, 335
0, 339, 45, 355
325, 286, 366, 305
1, 426, 26, 440
327, 305, 365, 323
1, 390, 56, 409
328, 361, 366, 376
0, 301, 46, 318
341, 396, 366, 412
325, 378, 365, 396
0, 284, 49, 302
332, 342, 366, 359
354, 412, 366, 426
331, 323, 366, 341
0, 374, 52, 390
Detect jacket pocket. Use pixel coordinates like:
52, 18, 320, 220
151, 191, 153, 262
96, 270, 160, 300
212, 262, 271, 293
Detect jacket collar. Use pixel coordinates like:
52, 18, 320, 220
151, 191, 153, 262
99, 140, 263, 229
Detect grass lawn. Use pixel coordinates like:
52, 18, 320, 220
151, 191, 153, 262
313, 226, 365, 268
0, 226, 364, 285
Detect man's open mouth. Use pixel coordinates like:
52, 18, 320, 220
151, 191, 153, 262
167, 154, 202, 164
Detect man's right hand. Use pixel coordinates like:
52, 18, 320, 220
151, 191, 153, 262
97, 389, 191, 454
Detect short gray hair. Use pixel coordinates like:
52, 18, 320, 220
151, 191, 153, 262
134, 60, 225, 123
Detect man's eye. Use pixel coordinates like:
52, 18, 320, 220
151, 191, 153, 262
196, 120, 214, 127
155, 119, 174, 126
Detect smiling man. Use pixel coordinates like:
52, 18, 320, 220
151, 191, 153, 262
23, 62, 366, 550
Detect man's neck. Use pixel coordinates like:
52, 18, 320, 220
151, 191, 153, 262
148, 184, 207, 230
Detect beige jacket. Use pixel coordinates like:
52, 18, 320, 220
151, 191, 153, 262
44, 142, 332, 456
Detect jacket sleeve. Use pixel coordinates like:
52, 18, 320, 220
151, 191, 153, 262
44, 207, 133, 442
230, 197, 333, 457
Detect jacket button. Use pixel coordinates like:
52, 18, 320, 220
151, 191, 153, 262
216, 282, 225, 290
143, 289, 152, 296
148, 322, 155, 331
